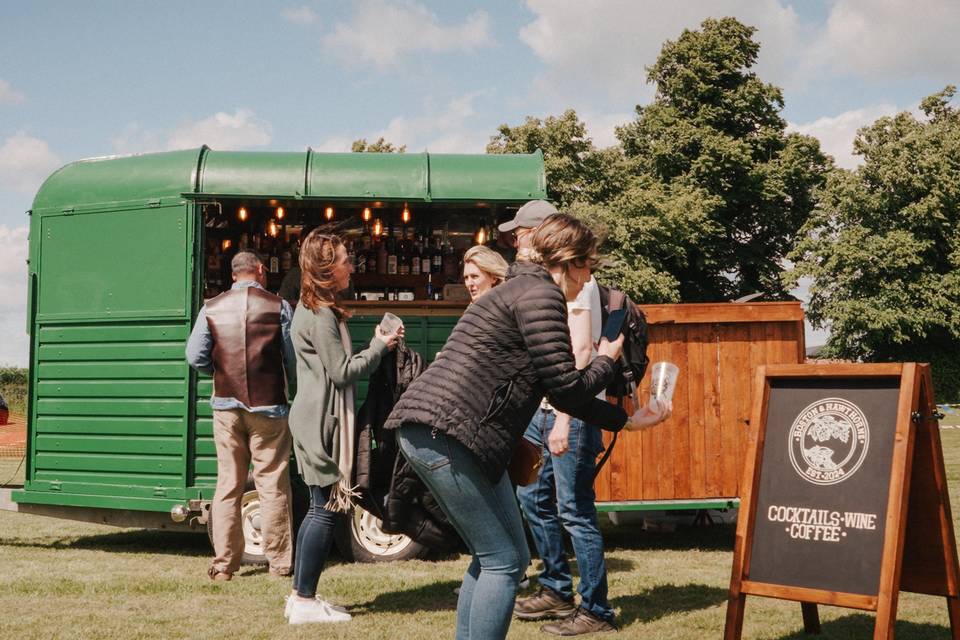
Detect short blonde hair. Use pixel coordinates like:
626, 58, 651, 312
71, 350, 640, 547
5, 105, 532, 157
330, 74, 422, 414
463, 245, 509, 285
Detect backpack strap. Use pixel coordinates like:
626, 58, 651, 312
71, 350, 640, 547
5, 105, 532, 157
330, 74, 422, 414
592, 395, 624, 481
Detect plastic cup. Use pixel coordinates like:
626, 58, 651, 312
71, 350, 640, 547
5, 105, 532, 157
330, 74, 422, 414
379, 312, 403, 335
648, 361, 679, 411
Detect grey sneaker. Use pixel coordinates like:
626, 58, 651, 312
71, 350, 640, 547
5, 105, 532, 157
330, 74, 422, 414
540, 607, 618, 636
514, 587, 576, 621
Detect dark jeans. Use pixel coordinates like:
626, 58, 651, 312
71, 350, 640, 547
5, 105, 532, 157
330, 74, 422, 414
292, 484, 341, 598
516, 408, 614, 622
398, 423, 530, 640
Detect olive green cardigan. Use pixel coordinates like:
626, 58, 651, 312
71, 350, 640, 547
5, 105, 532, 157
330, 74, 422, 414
288, 305, 389, 487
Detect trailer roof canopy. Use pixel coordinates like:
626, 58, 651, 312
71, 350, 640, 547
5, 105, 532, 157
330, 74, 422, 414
32, 147, 547, 213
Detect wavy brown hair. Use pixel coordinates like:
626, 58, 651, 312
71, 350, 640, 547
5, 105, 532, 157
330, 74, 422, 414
299, 231, 351, 319
529, 214, 599, 297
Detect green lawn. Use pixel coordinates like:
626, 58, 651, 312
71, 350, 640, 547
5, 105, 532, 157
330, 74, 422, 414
1, 432, 959, 639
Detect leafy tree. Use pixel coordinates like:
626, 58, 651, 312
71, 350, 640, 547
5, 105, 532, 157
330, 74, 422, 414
351, 137, 406, 153
486, 110, 628, 208
615, 17, 831, 301
786, 87, 960, 400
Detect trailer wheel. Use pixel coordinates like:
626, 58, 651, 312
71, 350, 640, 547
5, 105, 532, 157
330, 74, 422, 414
333, 506, 429, 563
205, 479, 269, 566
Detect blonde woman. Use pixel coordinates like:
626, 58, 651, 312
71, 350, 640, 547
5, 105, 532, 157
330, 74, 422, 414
384, 214, 627, 640
463, 245, 509, 301
285, 231, 402, 625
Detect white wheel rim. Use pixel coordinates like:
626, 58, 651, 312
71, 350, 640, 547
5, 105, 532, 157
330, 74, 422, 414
352, 508, 415, 558
240, 490, 265, 557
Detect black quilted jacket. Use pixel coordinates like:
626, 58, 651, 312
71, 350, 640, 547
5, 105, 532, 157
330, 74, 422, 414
384, 261, 627, 481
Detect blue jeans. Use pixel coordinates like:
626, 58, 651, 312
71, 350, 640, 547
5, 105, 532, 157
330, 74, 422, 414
292, 484, 340, 598
398, 423, 530, 640
516, 408, 614, 622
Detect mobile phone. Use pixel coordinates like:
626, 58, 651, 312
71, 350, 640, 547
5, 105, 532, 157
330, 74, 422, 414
601, 308, 627, 342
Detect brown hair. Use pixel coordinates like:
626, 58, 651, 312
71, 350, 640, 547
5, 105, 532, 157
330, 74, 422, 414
299, 231, 351, 319
529, 214, 599, 296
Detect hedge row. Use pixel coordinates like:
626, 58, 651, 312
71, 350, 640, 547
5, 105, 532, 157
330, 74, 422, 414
0, 368, 27, 386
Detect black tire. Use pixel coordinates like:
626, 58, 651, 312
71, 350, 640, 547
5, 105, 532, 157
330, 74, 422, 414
333, 505, 430, 563
205, 474, 268, 566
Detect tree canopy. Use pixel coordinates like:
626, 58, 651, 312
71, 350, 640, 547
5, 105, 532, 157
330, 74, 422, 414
351, 137, 406, 153
786, 86, 960, 399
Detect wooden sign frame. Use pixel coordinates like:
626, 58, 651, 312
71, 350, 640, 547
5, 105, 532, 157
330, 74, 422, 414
724, 363, 960, 639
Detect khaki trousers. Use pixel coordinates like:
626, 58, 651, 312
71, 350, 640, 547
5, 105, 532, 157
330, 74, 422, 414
210, 409, 293, 575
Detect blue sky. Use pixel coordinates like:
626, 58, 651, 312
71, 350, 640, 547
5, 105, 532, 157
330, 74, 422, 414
2, 0, 959, 364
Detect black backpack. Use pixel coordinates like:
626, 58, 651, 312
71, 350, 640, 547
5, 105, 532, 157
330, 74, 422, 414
597, 284, 650, 401
594, 284, 650, 478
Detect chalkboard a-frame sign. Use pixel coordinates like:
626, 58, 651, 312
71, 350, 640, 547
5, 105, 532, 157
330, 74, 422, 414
724, 363, 960, 640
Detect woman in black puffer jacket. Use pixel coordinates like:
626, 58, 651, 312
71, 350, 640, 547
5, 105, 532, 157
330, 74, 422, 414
384, 214, 626, 640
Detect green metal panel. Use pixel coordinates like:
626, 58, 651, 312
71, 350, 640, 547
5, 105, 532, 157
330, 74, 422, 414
199, 150, 307, 196
31, 148, 200, 213
308, 151, 428, 200
429, 152, 546, 201
36, 205, 189, 321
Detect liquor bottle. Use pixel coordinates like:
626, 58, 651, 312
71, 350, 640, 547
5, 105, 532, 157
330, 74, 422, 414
442, 227, 457, 279
426, 273, 433, 299
281, 242, 293, 272
420, 233, 432, 276
387, 225, 398, 275
431, 233, 443, 274
367, 236, 377, 274
376, 235, 388, 275
411, 232, 421, 276
399, 227, 411, 276
346, 240, 356, 274
356, 236, 368, 274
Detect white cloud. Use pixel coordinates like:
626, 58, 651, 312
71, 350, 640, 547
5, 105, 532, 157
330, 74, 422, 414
112, 109, 273, 154
281, 5, 320, 25
0, 225, 29, 367
0, 134, 61, 193
0, 79, 26, 106
316, 92, 491, 153
817, 0, 960, 78
519, 0, 805, 106
789, 103, 899, 169
166, 109, 272, 151
323, 1, 491, 70
580, 111, 633, 149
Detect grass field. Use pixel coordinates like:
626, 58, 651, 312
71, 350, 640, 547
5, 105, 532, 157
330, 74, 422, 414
0, 430, 958, 639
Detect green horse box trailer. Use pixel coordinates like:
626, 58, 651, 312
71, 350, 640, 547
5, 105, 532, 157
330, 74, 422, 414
5, 147, 806, 562
7, 147, 547, 562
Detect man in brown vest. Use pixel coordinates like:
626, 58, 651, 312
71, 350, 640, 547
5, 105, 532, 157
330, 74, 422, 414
186, 251, 296, 581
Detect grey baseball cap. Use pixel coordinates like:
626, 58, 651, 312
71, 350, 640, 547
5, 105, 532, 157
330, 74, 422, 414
498, 200, 559, 233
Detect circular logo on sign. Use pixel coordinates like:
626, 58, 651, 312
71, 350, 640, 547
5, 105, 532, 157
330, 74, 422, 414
788, 398, 869, 486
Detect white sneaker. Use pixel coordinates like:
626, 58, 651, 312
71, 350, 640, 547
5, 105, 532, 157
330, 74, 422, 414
284, 595, 348, 618
287, 597, 352, 624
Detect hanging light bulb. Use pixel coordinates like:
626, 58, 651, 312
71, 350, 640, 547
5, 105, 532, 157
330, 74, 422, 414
373, 218, 383, 237
276, 206, 284, 220
476, 226, 487, 245
362, 207, 372, 222
238, 207, 248, 221
268, 220, 279, 237
401, 203, 411, 224
221, 239, 232, 251
325, 206, 334, 221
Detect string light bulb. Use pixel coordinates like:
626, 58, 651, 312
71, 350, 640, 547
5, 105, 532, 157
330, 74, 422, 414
238, 207, 248, 221
276, 206, 284, 220
476, 226, 487, 245
373, 218, 383, 237
221, 239, 232, 251
268, 220, 279, 237
362, 207, 372, 222
402, 204, 411, 224
325, 206, 334, 221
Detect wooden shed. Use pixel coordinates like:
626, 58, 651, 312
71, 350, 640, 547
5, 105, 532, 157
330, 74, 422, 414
594, 301, 806, 509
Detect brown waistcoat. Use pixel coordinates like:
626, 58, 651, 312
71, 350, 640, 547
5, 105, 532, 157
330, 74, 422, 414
205, 285, 287, 408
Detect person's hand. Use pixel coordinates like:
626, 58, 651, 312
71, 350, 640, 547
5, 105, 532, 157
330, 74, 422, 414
375, 323, 404, 351
597, 332, 625, 361
548, 415, 571, 456
625, 398, 672, 431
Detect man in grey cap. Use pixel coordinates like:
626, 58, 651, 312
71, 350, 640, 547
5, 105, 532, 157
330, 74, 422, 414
498, 199, 559, 259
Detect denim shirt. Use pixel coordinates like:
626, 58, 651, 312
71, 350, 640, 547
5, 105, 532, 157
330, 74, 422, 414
185, 281, 296, 417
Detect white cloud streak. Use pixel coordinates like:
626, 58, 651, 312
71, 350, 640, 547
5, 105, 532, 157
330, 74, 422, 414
0, 134, 61, 193
0, 79, 26, 106
281, 5, 320, 25
112, 109, 273, 154
323, 1, 491, 70
789, 103, 899, 169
